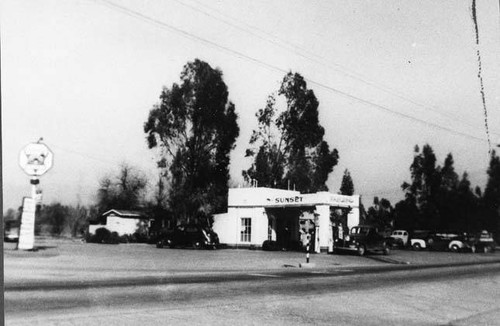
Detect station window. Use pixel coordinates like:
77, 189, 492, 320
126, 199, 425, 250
240, 218, 252, 242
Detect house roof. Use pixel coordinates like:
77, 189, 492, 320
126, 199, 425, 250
101, 209, 147, 219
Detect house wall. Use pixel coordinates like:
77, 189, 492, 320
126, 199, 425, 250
88, 215, 143, 236
213, 207, 268, 248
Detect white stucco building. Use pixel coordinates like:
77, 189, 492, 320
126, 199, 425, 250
213, 187, 360, 253
88, 210, 149, 236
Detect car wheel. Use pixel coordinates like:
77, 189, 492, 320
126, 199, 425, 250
451, 244, 459, 252
483, 246, 491, 254
156, 241, 164, 249
413, 243, 422, 251
193, 241, 201, 249
357, 244, 366, 256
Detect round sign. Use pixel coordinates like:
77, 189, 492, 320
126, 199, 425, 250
19, 142, 54, 176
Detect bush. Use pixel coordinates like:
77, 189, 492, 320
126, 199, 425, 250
86, 227, 119, 244
133, 231, 149, 243
262, 240, 280, 251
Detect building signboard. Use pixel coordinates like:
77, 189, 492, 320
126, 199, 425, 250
19, 142, 54, 177
18, 197, 37, 250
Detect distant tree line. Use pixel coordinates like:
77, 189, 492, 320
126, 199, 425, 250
361, 144, 500, 237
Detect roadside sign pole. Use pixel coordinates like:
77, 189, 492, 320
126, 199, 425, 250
18, 139, 53, 251
305, 232, 311, 264
31, 178, 39, 200
306, 240, 310, 263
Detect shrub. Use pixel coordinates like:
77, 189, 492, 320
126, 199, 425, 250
133, 231, 149, 243
86, 227, 119, 244
262, 240, 280, 251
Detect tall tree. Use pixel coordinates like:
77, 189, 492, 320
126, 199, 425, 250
97, 163, 148, 215
396, 145, 487, 233
366, 197, 394, 230
144, 59, 239, 225
483, 150, 500, 234
401, 144, 441, 230
339, 169, 355, 196
244, 72, 338, 193
435, 153, 459, 231
455, 172, 479, 232
440, 154, 459, 192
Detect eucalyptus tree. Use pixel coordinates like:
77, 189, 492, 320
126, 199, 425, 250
401, 144, 441, 229
339, 169, 355, 196
144, 59, 239, 224
483, 151, 500, 233
244, 72, 338, 193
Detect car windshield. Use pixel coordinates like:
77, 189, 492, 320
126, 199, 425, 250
351, 227, 370, 235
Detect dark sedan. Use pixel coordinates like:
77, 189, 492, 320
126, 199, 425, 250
156, 224, 219, 249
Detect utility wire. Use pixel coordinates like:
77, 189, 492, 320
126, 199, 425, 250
97, 0, 491, 144
178, 0, 498, 137
50, 144, 120, 166
471, 0, 492, 153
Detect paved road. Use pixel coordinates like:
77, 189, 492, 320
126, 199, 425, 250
6, 262, 500, 325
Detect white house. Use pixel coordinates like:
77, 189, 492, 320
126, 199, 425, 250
88, 210, 149, 236
213, 187, 360, 253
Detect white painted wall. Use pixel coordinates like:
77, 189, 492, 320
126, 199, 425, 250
88, 215, 145, 236
213, 207, 270, 247
213, 212, 238, 245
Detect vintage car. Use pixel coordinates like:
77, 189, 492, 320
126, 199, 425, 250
156, 224, 219, 249
470, 230, 496, 253
426, 233, 457, 251
449, 234, 473, 252
4, 220, 20, 242
387, 230, 409, 248
448, 231, 496, 253
411, 231, 457, 251
335, 225, 390, 256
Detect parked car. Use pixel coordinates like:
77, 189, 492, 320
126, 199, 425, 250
4, 220, 20, 242
410, 230, 431, 251
156, 224, 219, 249
471, 230, 497, 253
388, 230, 409, 248
449, 234, 473, 252
335, 225, 390, 256
426, 233, 456, 251
447, 231, 497, 253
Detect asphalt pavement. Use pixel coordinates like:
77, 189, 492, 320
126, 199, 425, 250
4, 237, 500, 290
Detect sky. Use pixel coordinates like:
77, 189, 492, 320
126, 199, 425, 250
1, 0, 500, 213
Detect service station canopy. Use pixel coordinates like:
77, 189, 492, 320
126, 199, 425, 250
19, 142, 54, 177
228, 187, 359, 209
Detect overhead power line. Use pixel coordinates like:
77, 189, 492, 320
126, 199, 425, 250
96, 0, 491, 144
50, 144, 119, 166
471, 0, 492, 152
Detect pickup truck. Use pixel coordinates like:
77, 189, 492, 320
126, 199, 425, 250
334, 225, 390, 256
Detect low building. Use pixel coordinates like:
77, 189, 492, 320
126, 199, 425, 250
213, 187, 360, 253
88, 209, 149, 236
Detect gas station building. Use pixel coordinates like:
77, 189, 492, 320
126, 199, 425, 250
213, 187, 360, 253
